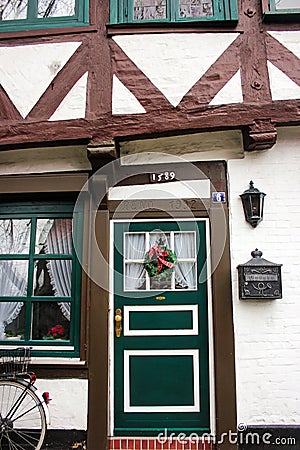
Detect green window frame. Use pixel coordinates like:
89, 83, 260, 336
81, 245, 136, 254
110, 0, 238, 24
0, 0, 89, 33
264, 0, 300, 21
0, 202, 82, 358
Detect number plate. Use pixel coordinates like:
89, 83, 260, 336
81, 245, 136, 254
212, 192, 226, 203
149, 171, 176, 183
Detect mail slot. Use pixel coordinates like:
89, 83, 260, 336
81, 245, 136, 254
237, 249, 282, 300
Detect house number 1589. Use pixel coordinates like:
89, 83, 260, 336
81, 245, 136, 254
150, 171, 176, 183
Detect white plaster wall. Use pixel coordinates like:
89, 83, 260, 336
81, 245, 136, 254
37, 379, 88, 430
0, 42, 82, 118
49, 72, 88, 121
267, 32, 300, 101
0, 146, 91, 175
112, 33, 241, 109
228, 127, 300, 424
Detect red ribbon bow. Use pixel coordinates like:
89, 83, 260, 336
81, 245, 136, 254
148, 245, 175, 275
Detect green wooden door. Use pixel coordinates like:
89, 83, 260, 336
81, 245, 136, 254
113, 220, 211, 436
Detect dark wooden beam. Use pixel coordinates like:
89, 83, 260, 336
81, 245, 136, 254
27, 42, 90, 120
179, 37, 241, 109
0, 100, 299, 147
0, 85, 23, 121
242, 118, 277, 151
111, 40, 172, 112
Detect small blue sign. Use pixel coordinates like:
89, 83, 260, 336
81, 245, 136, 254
212, 192, 226, 203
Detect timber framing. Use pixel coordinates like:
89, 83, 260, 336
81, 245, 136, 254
0, 0, 298, 151
0, 101, 299, 148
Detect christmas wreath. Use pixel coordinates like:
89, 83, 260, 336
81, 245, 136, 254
144, 245, 177, 278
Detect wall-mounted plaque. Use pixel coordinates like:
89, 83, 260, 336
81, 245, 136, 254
237, 249, 282, 300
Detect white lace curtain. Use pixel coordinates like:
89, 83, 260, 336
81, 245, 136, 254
174, 233, 196, 289
125, 234, 146, 291
46, 219, 72, 320
124, 232, 196, 290
0, 218, 72, 339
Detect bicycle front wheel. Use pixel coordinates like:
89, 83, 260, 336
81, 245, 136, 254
0, 380, 47, 450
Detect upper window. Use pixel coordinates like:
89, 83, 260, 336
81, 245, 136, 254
269, 0, 299, 11
264, 0, 300, 20
0, 0, 89, 32
0, 203, 82, 357
110, 0, 238, 24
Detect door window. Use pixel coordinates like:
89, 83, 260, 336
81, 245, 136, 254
124, 231, 197, 291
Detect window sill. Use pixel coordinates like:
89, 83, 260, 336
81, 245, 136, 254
263, 11, 300, 22
106, 22, 241, 36
0, 25, 98, 40
31, 358, 88, 378
31, 357, 86, 365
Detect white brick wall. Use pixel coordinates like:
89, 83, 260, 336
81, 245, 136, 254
228, 126, 300, 424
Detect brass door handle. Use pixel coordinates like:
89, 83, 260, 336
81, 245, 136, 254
115, 308, 122, 338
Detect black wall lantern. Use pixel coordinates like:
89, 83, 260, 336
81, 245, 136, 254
240, 180, 266, 228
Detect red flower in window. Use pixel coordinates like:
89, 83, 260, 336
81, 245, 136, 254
48, 324, 65, 338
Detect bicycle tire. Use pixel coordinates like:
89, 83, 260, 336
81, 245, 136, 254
0, 379, 47, 450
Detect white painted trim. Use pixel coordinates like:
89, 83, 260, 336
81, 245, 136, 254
0, 346, 74, 351
205, 220, 215, 436
123, 304, 198, 336
124, 349, 200, 413
109, 220, 115, 436
108, 180, 210, 200
30, 357, 84, 365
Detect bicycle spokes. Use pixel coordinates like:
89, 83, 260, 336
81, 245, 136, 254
0, 381, 46, 449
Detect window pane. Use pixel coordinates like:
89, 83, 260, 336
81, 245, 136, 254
124, 233, 145, 260
125, 263, 146, 290
0, 260, 28, 296
32, 301, 70, 340
149, 232, 170, 248
174, 232, 196, 259
34, 259, 72, 296
35, 218, 72, 254
0, 0, 28, 21
0, 219, 31, 254
150, 272, 172, 290
1, 303, 25, 341
175, 262, 196, 289
38, 0, 75, 18
134, 0, 167, 20
274, 0, 299, 9
180, 0, 213, 17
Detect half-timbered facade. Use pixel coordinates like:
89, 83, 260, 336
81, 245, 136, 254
0, 0, 299, 449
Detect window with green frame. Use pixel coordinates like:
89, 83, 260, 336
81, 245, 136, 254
0, 0, 89, 33
0, 203, 82, 357
264, 0, 300, 20
110, 0, 238, 24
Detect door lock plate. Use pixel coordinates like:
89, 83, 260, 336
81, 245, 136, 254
115, 308, 122, 338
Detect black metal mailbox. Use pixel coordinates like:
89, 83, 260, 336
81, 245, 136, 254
237, 249, 282, 300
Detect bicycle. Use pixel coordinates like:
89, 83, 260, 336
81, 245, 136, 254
0, 347, 50, 449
